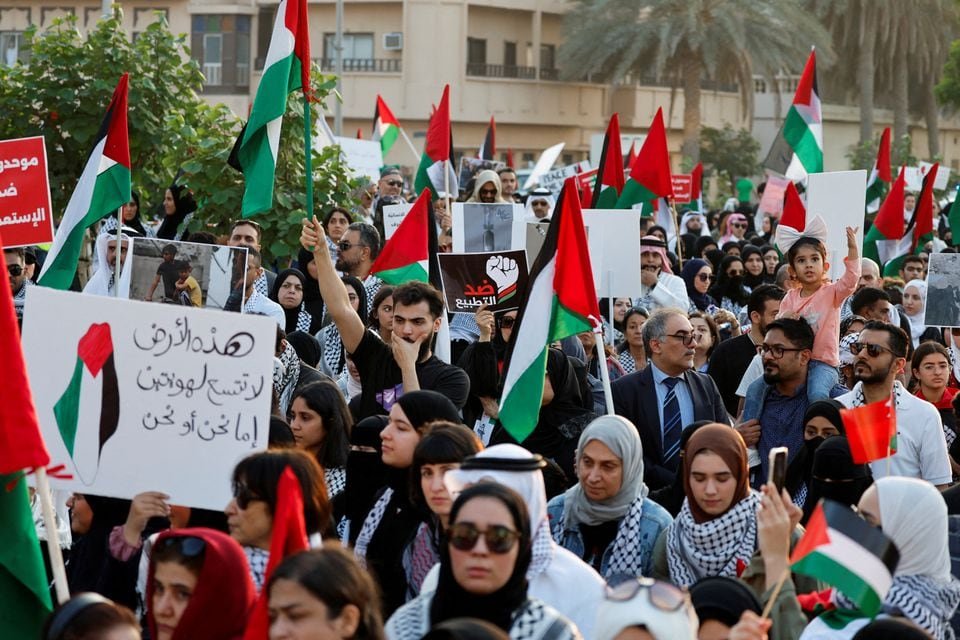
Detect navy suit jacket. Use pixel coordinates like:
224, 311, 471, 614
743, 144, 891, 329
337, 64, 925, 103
612, 364, 729, 490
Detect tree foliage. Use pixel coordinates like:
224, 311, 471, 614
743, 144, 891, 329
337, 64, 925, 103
0, 9, 359, 264
699, 125, 760, 196
846, 134, 917, 173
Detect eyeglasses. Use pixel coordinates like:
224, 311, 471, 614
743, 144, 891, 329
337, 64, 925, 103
604, 576, 688, 611
338, 240, 365, 252
7, 264, 23, 276
663, 332, 697, 346
233, 485, 263, 510
500, 316, 516, 329
757, 343, 805, 359
850, 341, 900, 358
732, 223, 747, 229
448, 522, 521, 554
157, 535, 206, 557
385, 180, 403, 187
696, 273, 713, 282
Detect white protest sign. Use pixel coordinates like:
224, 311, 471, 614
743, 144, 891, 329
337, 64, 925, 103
334, 137, 383, 183
538, 160, 591, 192
22, 288, 275, 510
382, 202, 413, 241
905, 167, 924, 192
919, 161, 952, 190
589, 134, 646, 167
582, 209, 643, 297
452, 203, 526, 253
805, 170, 867, 281
522, 142, 565, 190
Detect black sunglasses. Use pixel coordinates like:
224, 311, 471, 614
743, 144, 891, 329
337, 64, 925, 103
448, 522, 521, 554
500, 316, 516, 329
338, 240, 365, 252
385, 180, 403, 187
157, 535, 206, 557
850, 341, 900, 358
7, 264, 23, 276
233, 485, 263, 510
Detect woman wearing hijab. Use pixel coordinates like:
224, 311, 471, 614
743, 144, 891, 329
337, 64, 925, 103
66, 495, 132, 594
709, 255, 751, 322
802, 436, 872, 524
270, 268, 322, 335
696, 236, 719, 260
805, 477, 960, 640
490, 348, 594, 480
101, 190, 154, 238
318, 276, 368, 378
598, 297, 632, 345
784, 399, 846, 514
296, 247, 326, 321
457, 308, 516, 429
546, 415, 672, 579
741, 245, 767, 293
386, 483, 580, 639
354, 391, 463, 617
334, 415, 389, 544
681, 259, 718, 313
902, 279, 942, 348
690, 576, 763, 640
156, 184, 197, 241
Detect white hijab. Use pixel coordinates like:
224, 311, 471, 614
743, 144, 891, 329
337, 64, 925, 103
877, 476, 951, 579
903, 279, 928, 348
83, 232, 133, 297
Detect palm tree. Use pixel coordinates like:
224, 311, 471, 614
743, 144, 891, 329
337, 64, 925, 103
559, 0, 832, 163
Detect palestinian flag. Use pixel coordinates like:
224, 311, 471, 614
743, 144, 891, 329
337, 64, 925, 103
626, 140, 638, 172
780, 182, 807, 230
913, 162, 938, 253
372, 95, 401, 157
414, 85, 458, 198
228, 0, 310, 218
689, 162, 704, 213
499, 177, 600, 442
616, 107, 673, 215
38, 74, 130, 291
53, 323, 120, 483
863, 167, 906, 271
790, 500, 900, 616
243, 466, 308, 640
840, 397, 897, 464
479, 116, 496, 161
592, 113, 625, 208
865, 128, 892, 213
506, 148, 515, 168
764, 49, 823, 182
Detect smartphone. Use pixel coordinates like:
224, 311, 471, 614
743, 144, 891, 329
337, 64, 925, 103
768, 447, 788, 493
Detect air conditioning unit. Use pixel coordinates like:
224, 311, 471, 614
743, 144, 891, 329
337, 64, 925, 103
383, 32, 403, 51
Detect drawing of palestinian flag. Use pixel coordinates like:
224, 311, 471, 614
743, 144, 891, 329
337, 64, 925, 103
499, 178, 600, 442
616, 107, 673, 215
38, 74, 130, 291
764, 49, 822, 182
865, 127, 892, 213
373, 95, 401, 157
790, 500, 900, 616
53, 323, 119, 483
592, 113, 625, 208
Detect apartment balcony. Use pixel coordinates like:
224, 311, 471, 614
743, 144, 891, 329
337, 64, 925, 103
466, 63, 537, 79
319, 57, 401, 73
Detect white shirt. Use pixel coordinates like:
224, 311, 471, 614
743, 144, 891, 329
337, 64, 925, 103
836, 381, 952, 485
243, 290, 286, 329
634, 272, 689, 312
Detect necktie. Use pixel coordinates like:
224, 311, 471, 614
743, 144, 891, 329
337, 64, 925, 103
662, 377, 682, 469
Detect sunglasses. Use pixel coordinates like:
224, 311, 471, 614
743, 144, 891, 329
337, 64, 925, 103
479, 188, 498, 196
696, 273, 713, 282
157, 535, 206, 557
448, 522, 521, 554
7, 264, 23, 276
726, 269, 744, 277
732, 223, 747, 229
385, 180, 403, 187
233, 485, 263, 510
531, 200, 549, 206
850, 341, 899, 358
605, 576, 688, 611
501, 316, 517, 329
338, 240, 364, 251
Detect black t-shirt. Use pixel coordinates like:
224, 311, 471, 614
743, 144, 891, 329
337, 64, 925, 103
156, 260, 181, 298
706, 333, 756, 416
350, 330, 471, 420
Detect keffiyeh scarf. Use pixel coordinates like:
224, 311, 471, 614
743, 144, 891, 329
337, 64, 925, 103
273, 341, 301, 415
835, 574, 960, 640
666, 492, 760, 588
320, 324, 347, 377
354, 487, 394, 567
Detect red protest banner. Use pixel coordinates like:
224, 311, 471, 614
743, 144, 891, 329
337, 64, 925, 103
577, 168, 598, 192
0, 136, 54, 248
671, 174, 693, 203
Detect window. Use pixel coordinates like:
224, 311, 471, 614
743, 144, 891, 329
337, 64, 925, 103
503, 41, 516, 67
540, 43, 556, 70
191, 14, 252, 92
467, 37, 486, 65
1, 31, 29, 67
323, 33, 374, 60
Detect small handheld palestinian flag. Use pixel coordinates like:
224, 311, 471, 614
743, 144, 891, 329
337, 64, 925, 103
790, 499, 900, 617
369, 191, 434, 285
862, 166, 906, 268
865, 128, 892, 213
840, 397, 896, 464
764, 48, 822, 182
372, 95, 401, 157
592, 113, 625, 208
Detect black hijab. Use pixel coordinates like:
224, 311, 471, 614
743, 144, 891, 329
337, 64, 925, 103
271, 268, 311, 335
286, 330, 322, 368
709, 255, 750, 307
342, 275, 368, 325
741, 245, 766, 291
156, 184, 197, 240
430, 484, 532, 632
296, 248, 325, 321
66, 495, 131, 593
122, 190, 148, 236
695, 235, 718, 258
690, 576, 762, 628
803, 436, 873, 525
680, 259, 716, 312
785, 399, 846, 503
335, 415, 388, 543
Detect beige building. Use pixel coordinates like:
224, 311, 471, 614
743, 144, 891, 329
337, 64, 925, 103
3, 0, 960, 182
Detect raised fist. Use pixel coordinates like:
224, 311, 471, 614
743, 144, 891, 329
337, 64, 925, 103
486, 255, 518, 293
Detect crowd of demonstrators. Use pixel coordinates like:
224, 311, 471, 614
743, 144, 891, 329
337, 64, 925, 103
20, 174, 960, 640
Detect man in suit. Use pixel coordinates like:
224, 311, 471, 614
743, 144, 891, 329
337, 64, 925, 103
612, 308, 729, 490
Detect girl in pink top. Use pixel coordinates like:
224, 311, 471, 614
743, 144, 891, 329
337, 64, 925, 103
777, 224, 861, 401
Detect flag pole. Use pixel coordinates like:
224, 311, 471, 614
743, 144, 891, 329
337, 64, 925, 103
760, 568, 790, 620
399, 126, 421, 165
594, 336, 615, 414
670, 199, 684, 263
35, 467, 70, 604
113, 206, 122, 297
304, 93, 315, 220
606, 277, 615, 347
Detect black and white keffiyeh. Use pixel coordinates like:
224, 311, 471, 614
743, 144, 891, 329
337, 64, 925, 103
666, 492, 760, 588
273, 341, 301, 415
325, 466, 346, 498
529, 520, 556, 579
353, 487, 394, 567
254, 270, 268, 296
319, 323, 347, 378
602, 497, 648, 578
834, 574, 960, 640
244, 545, 269, 591
295, 306, 312, 333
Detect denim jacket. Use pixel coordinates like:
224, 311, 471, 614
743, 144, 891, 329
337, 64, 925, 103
546, 493, 672, 579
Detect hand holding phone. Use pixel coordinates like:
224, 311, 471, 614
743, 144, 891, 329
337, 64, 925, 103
768, 446, 788, 493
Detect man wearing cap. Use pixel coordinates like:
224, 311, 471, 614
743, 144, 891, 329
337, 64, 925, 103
434, 444, 605, 637
634, 236, 689, 313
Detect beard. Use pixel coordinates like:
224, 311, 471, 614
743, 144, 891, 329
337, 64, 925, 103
335, 254, 356, 273
853, 362, 890, 385
762, 367, 781, 385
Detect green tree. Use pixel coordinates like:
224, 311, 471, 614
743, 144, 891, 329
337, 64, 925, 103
559, 0, 832, 163
699, 125, 760, 197
0, 10, 358, 264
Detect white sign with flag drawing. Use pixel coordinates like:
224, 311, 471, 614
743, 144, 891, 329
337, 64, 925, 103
21, 287, 275, 510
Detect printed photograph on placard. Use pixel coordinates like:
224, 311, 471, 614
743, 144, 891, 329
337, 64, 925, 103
460, 203, 515, 251
128, 238, 247, 311
924, 253, 960, 327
